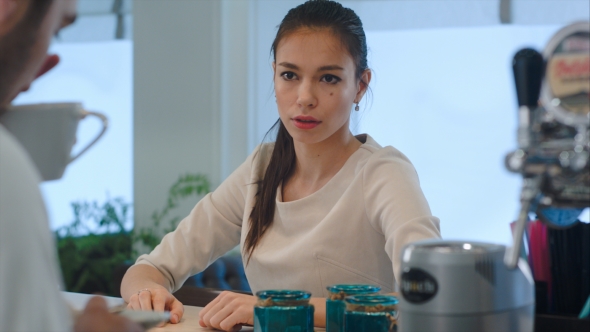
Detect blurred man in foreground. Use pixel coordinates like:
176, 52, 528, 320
0, 0, 141, 330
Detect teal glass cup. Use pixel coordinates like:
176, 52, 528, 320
344, 295, 398, 332
253, 290, 314, 332
326, 284, 381, 332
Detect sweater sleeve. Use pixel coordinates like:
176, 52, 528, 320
135, 147, 259, 292
362, 147, 441, 286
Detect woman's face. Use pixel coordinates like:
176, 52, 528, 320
273, 28, 369, 146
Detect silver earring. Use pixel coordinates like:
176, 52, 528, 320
354, 103, 360, 111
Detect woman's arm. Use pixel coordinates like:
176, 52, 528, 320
120, 147, 264, 325
121, 264, 184, 324
310, 297, 326, 327
363, 148, 441, 282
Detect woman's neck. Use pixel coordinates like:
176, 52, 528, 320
282, 129, 362, 202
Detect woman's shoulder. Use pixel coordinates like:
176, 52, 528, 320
357, 134, 415, 170
246, 142, 275, 180
356, 134, 425, 198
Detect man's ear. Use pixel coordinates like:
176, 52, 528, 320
0, 0, 28, 36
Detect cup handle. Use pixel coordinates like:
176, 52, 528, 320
69, 110, 109, 163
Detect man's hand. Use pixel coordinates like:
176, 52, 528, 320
74, 296, 143, 332
126, 286, 184, 324
198, 291, 256, 332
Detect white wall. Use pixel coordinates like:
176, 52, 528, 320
133, 1, 237, 244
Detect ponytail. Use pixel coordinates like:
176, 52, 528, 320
244, 120, 295, 262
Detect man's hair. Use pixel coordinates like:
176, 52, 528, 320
0, 0, 55, 113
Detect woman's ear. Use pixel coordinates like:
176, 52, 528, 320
355, 68, 372, 102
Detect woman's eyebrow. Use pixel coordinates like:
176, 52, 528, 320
318, 65, 344, 71
278, 62, 345, 72
278, 62, 299, 70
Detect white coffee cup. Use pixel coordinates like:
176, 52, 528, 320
0, 102, 108, 181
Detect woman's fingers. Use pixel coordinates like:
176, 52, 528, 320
207, 301, 238, 328
152, 292, 167, 312
166, 295, 185, 324
198, 293, 222, 321
200, 297, 229, 327
138, 290, 153, 310
126, 288, 184, 324
199, 292, 256, 331
126, 294, 141, 310
217, 307, 253, 331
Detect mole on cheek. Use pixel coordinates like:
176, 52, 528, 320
330, 92, 333, 96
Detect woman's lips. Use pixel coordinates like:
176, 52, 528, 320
292, 116, 321, 130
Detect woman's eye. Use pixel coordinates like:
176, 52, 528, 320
281, 72, 296, 80
321, 74, 341, 84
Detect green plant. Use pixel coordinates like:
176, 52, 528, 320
134, 173, 210, 251
56, 198, 132, 295
55, 173, 210, 296
56, 197, 132, 237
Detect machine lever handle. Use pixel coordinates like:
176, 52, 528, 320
512, 48, 544, 109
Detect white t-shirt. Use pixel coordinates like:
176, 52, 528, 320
137, 134, 441, 295
0, 125, 72, 331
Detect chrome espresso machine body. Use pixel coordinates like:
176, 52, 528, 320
399, 22, 589, 332
399, 240, 535, 332
504, 22, 589, 268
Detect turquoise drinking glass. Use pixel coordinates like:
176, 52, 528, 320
344, 295, 398, 332
326, 284, 381, 332
253, 290, 314, 332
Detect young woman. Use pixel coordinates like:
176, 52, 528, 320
121, 0, 440, 330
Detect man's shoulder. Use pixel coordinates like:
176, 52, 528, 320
0, 125, 46, 234
0, 126, 70, 331
0, 124, 42, 184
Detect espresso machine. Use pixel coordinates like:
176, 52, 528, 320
399, 21, 589, 332
504, 21, 589, 266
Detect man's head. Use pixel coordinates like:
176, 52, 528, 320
0, 0, 77, 111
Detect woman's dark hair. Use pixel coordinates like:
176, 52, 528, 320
244, 0, 369, 261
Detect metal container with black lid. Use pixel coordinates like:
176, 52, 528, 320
398, 239, 535, 332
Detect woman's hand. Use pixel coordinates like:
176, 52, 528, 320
126, 285, 184, 324
198, 291, 256, 332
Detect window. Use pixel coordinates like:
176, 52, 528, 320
359, 24, 590, 244
13, 41, 133, 232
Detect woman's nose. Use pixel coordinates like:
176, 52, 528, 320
296, 81, 317, 109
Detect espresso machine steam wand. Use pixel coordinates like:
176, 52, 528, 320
504, 49, 545, 269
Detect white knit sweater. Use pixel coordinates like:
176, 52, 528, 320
136, 134, 441, 296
